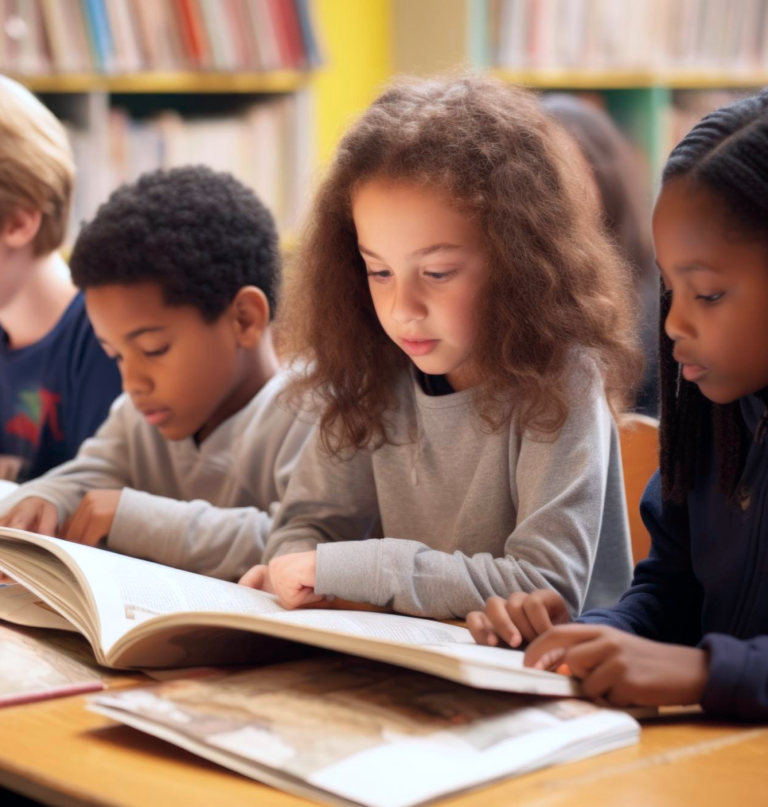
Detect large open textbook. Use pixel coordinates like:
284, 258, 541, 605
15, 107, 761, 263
0, 528, 579, 696
90, 655, 640, 807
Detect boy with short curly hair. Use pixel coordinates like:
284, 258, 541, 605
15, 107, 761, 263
0, 76, 121, 482
0, 166, 312, 582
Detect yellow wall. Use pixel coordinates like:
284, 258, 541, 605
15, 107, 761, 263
312, 0, 392, 165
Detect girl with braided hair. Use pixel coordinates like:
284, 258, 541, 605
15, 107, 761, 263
468, 91, 768, 720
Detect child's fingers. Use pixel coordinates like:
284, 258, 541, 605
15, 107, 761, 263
546, 591, 572, 625
522, 596, 556, 636
61, 508, 87, 543
37, 504, 59, 537
238, 565, 269, 589
532, 647, 567, 672
80, 517, 108, 547
5, 509, 35, 531
524, 624, 603, 669
271, 572, 313, 610
279, 585, 316, 609
466, 611, 499, 646
485, 596, 523, 647
504, 593, 538, 643
579, 658, 626, 700
557, 637, 614, 679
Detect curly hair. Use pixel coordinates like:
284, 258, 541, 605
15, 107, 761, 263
277, 74, 642, 455
70, 165, 280, 321
659, 90, 768, 503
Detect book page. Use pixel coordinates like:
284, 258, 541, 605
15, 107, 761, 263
0, 584, 79, 632
266, 609, 473, 646
0, 478, 19, 498
0, 538, 103, 644
57, 544, 288, 653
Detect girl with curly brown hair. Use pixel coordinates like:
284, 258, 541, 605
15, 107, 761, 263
240, 74, 642, 620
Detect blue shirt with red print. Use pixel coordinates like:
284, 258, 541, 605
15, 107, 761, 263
0, 293, 122, 482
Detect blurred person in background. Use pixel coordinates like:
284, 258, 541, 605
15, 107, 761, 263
543, 94, 659, 417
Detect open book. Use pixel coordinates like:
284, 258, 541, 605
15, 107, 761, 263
0, 527, 579, 697
90, 655, 640, 807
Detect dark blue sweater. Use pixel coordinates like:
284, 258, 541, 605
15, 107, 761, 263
0, 293, 122, 482
580, 391, 768, 721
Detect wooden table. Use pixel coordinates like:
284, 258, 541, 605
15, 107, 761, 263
0, 676, 765, 807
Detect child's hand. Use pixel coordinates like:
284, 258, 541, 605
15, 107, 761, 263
61, 490, 122, 547
267, 551, 324, 609
238, 564, 276, 593
467, 590, 571, 648
0, 455, 23, 481
524, 624, 709, 707
0, 497, 59, 581
0, 497, 59, 535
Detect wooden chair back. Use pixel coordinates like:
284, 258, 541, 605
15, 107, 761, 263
619, 413, 660, 565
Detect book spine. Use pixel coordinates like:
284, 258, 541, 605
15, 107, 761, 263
79, 0, 98, 70
222, 0, 250, 71
184, 0, 212, 69
265, 0, 293, 69
80, 0, 109, 71
277, 0, 306, 69
294, 0, 321, 68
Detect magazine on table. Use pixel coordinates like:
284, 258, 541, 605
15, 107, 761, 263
90, 654, 640, 807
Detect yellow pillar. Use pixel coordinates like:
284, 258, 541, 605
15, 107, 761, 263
312, 0, 392, 166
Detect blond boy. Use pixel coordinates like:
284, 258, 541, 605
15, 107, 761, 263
0, 76, 121, 483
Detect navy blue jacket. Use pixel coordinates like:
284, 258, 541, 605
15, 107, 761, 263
580, 391, 768, 721
0, 293, 122, 482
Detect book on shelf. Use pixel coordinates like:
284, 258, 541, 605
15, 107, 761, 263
1, 0, 321, 75
90, 654, 640, 807
0, 527, 589, 698
489, 0, 768, 73
63, 88, 312, 243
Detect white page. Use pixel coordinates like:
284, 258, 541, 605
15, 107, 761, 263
0, 480, 19, 500
57, 545, 288, 652
264, 609, 473, 646
0, 539, 100, 641
0, 585, 78, 632
421, 643, 577, 681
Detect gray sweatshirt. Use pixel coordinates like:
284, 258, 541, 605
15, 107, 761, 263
265, 364, 633, 619
0, 371, 313, 581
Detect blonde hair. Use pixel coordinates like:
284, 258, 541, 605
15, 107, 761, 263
0, 76, 74, 254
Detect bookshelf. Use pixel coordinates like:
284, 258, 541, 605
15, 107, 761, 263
11, 71, 311, 95
4, 0, 321, 246
392, 0, 768, 184
490, 70, 768, 91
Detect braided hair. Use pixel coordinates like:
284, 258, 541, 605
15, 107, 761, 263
660, 91, 768, 502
